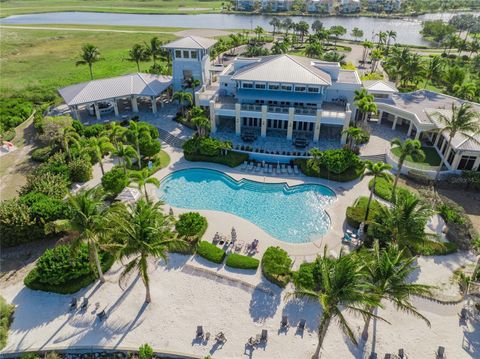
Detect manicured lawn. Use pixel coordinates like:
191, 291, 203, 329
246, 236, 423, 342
391, 146, 441, 167
0, 28, 176, 99
0, 0, 223, 17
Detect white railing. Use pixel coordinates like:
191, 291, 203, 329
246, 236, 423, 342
386, 150, 442, 179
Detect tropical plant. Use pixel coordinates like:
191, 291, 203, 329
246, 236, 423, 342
50, 188, 108, 282
424, 56, 444, 89
75, 44, 102, 80
173, 91, 193, 117
342, 127, 370, 152
286, 249, 382, 359
364, 161, 392, 221
354, 90, 377, 123
192, 116, 211, 138
390, 138, 425, 199
271, 40, 289, 54
361, 40, 373, 64
58, 126, 80, 161
129, 168, 160, 201
370, 48, 384, 74
269, 17, 282, 36
85, 136, 115, 175
114, 143, 138, 174
144, 37, 163, 65
106, 200, 184, 302
126, 43, 148, 72
184, 78, 201, 106
126, 121, 151, 169
351, 27, 364, 40
254, 26, 265, 42
453, 82, 477, 101
305, 43, 323, 58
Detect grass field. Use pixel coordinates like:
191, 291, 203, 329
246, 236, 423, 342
391, 146, 442, 167
0, 27, 177, 98
0, 0, 224, 18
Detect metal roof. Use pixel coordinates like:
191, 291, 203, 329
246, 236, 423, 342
162, 36, 217, 50
231, 55, 332, 86
58, 73, 172, 106
363, 80, 398, 93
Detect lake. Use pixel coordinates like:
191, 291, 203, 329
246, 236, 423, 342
1, 11, 478, 46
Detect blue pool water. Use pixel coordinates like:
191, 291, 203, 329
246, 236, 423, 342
158, 169, 335, 244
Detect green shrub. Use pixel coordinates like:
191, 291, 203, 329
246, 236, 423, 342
139, 137, 161, 158
184, 152, 248, 168
24, 244, 114, 294
462, 171, 480, 191
0, 296, 14, 350
261, 246, 292, 287
226, 253, 260, 270
317, 148, 360, 174
437, 203, 465, 225
196, 241, 225, 264
369, 175, 412, 202
346, 196, 383, 228
0, 199, 44, 247
199, 137, 222, 156
68, 157, 93, 183
19, 192, 70, 223
138, 343, 154, 359
20, 354, 39, 359
35, 152, 70, 181
411, 240, 458, 256
20, 171, 70, 199
1, 129, 15, 141
83, 124, 105, 138
292, 262, 316, 290
101, 166, 129, 195
31, 146, 53, 162
0, 97, 33, 132
295, 158, 364, 182
175, 212, 208, 238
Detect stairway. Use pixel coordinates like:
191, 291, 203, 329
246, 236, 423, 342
359, 153, 387, 163
157, 128, 186, 148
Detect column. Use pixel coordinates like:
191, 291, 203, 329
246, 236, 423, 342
287, 107, 294, 140
472, 156, 480, 172
235, 103, 241, 135
392, 115, 398, 130
113, 100, 119, 117
406, 121, 414, 137
209, 100, 216, 133
71, 106, 79, 120
414, 129, 422, 141
261, 105, 267, 138
313, 109, 322, 142
94, 102, 101, 120
195, 91, 200, 107
450, 152, 462, 170
377, 110, 383, 124
131, 96, 139, 113
340, 109, 352, 145
151, 96, 157, 114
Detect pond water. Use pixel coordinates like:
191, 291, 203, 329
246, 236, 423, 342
1, 11, 478, 46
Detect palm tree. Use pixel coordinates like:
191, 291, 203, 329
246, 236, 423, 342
453, 82, 477, 101
353, 88, 375, 123
356, 97, 377, 124
311, 19, 323, 34
364, 161, 392, 221
254, 26, 265, 43
296, 21, 310, 44
370, 48, 383, 74
55, 188, 108, 282
360, 241, 432, 340
269, 17, 281, 37
86, 136, 115, 176
192, 116, 211, 138
342, 127, 368, 152
385, 30, 397, 53
126, 121, 151, 169
129, 168, 160, 201
286, 249, 382, 359
126, 43, 148, 72
304, 43, 323, 58
184, 78, 201, 106
282, 18, 293, 36
271, 40, 289, 54
432, 103, 480, 178
322, 51, 346, 64
424, 56, 444, 89
351, 27, 364, 40
390, 138, 425, 200
106, 200, 185, 303
145, 37, 163, 65
172, 91, 193, 117
107, 121, 127, 147
361, 40, 373, 65
114, 143, 137, 174
76, 44, 102, 80
59, 126, 80, 161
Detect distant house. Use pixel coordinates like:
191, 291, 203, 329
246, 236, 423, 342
261, 0, 293, 12
235, 0, 259, 11
367, 0, 402, 12
306, 0, 334, 13
339, 0, 361, 13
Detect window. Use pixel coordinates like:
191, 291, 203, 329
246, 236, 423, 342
190, 51, 198, 59
437, 135, 445, 152
373, 93, 388, 99
281, 84, 292, 91
183, 50, 190, 59
183, 70, 193, 81
457, 156, 477, 170
255, 83, 266, 89
447, 149, 455, 165
175, 50, 182, 58
294, 86, 306, 92
268, 83, 280, 90
308, 87, 319, 93
242, 82, 253, 89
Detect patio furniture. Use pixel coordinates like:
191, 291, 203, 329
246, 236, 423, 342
70, 298, 77, 310
268, 164, 273, 174
275, 165, 281, 175
398, 348, 406, 358
80, 297, 88, 310
287, 165, 293, 175
294, 137, 308, 148
263, 164, 269, 174
247, 336, 257, 346
215, 331, 227, 343
281, 315, 289, 328
235, 240, 244, 252
369, 353, 377, 359
281, 164, 287, 174
205, 332, 210, 341
213, 232, 220, 245
293, 165, 300, 175
461, 308, 469, 320
298, 319, 306, 332
97, 309, 107, 321
436, 346, 445, 359
248, 239, 259, 253
256, 329, 267, 344
255, 163, 261, 172
196, 326, 204, 338
241, 161, 248, 171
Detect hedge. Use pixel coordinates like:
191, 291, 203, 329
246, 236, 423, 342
0, 296, 14, 350
175, 212, 208, 239
411, 240, 458, 256
31, 146, 53, 162
225, 253, 260, 270
346, 196, 384, 228
184, 152, 248, 168
368, 175, 412, 202
196, 241, 226, 264
24, 245, 115, 294
261, 246, 292, 287
294, 158, 365, 182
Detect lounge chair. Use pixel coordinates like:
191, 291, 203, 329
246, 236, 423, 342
281, 164, 287, 174
247, 162, 254, 171
196, 326, 204, 338
255, 163, 261, 172
281, 315, 289, 328
342, 234, 352, 244
212, 232, 220, 245
70, 298, 77, 310
248, 239, 259, 253
215, 331, 227, 343
460, 308, 469, 320
436, 346, 446, 359
259, 329, 268, 343
287, 165, 293, 175
369, 353, 377, 359
205, 332, 210, 341
275, 165, 281, 175
384, 354, 391, 359
263, 164, 269, 174
235, 240, 244, 252
293, 165, 300, 175
80, 297, 88, 310
241, 161, 248, 171
398, 349, 406, 358
268, 164, 273, 174
97, 309, 107, 321
298, 319, 306, 332
247, 336, 256, 346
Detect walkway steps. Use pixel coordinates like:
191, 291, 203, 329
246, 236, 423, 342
157, 127, 186, 148
360, 153, 386, 163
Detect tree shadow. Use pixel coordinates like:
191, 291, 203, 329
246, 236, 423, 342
248, 280, 282, 323
162, 252, 191, 271
281, 298, 320, 333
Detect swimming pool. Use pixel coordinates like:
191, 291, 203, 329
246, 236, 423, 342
158, 169, 335, 244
